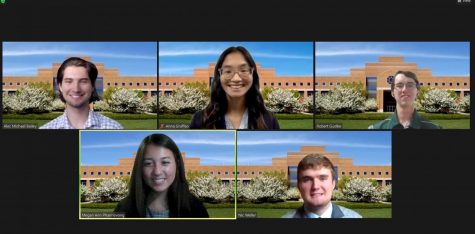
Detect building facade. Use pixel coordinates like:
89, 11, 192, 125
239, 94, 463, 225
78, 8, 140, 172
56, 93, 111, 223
80, 145, 391, 188
2, 57, 158, 98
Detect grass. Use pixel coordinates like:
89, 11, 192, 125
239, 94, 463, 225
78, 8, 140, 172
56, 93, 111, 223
80, 202, 235, 218
315, 119, 470, 129
2, 112, 157, 129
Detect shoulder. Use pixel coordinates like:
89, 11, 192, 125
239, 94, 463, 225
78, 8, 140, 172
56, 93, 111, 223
263, 111, 280, 130
281, 207, 304, 218
92, 112, 123, 129
419, 118, 442, 129
335, 205, 362, 218
39, 113, 68, 129
189, 195, 209, 218
368, 118, 391, 129
190, 110, 204, 129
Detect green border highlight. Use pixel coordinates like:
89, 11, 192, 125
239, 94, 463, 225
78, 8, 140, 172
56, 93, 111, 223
79, 129, 237, 220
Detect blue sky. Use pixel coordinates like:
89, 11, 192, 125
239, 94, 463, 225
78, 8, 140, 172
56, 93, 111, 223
315, 42, 470, 76
237, 131, 391, 166
159, 42, 313, 76
80, 131, 235, 166
3, 42, 157, 76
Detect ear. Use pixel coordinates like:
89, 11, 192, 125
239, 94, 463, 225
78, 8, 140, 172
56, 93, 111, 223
391, 91, 395, 98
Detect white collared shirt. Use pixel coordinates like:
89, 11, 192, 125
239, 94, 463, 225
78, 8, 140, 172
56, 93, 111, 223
224, 109, 248, 129
305, 203, 333, 218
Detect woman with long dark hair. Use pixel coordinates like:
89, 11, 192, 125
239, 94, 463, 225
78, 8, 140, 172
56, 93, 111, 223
114, 134, 209, 218
190, 46, 279, 129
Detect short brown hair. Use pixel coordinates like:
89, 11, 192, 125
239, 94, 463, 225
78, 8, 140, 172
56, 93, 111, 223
391, 70, 420, 91
297, 154, 336, 182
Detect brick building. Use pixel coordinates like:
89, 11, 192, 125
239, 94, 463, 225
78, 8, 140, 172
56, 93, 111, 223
80, 145, 391, 188
2, 57, 157, 98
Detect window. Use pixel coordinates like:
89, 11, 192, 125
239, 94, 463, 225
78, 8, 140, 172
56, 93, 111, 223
293, 82, 296, 86
83, 172, 87, 175
300, 82, 303, 86
427, 82, 431, 86
342, 172, 345, 175
315, 82, 318, 86
105, 172, 109, 175
180, 82, 183, 85
307, 82, 311, 86
271, 82, 274, 86
137, 82, 141, 86
386, 171, 389, 175
90, 172, 94, 175
210, 171, 214, 175
278, 82, 281, 86
435, 82, 438, 86
129, 82, 132, 86
464, 82, 467, 86
322, 82, 326, 86
329, 82, 333, 86
244, 171, 248, 175
165, 82, 169, 86
225, 171, 228, 175
107, 82, 111, 86
286, 82, 289, 86
98, 172, 101, 175
159, 82, 162, 86
172, 82, 176, 86
371, 172, 374, 175
457, 82, 460, 86
349, 172, 353, 175
251, 171, 255, 175
356, 171, 360, 175
264, 82, 267, 86
151, 83, 155, 86
337, 82, 340, 85
449, 82, 453, 86
112, 171, 116, 175
442, 82, 445, 86
114, 82, 118, 86
364, 171, 367, 175
122, 83, 125, 86
127, 172, 131, 175
218, 171, 221, 175
120, 172, 123, 175
420, 82, 423, 86
259, 171, 262, 175
378, 172, 382, 175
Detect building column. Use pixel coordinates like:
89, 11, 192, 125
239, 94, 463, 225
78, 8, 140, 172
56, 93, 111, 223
377, 90, 384, 112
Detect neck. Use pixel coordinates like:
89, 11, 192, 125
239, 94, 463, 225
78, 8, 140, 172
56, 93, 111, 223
147, 191, 168, 212
66, 105, 90, 129
396, 105, 415, 123
304, 202, 331, 216
226, 96, 246, 115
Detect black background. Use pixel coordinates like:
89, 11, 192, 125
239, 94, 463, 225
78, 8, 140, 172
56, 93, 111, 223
0, 0, 474, 233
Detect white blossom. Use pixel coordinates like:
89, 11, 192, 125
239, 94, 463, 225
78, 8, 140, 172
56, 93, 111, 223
364, 98, 378, 112
3, 86, 53, 113
316, 86, 365, 114
188, 175, 234, 202
265, 88, 302, 113
90, 177, 128, 203
107, 87, 144, 113
342, 177, 381, 202
161, 86, 209, 114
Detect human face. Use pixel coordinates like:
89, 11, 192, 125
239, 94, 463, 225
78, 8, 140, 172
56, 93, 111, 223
298, 167, 335, 213
219, 52, 253, 100
59, 66, 94, 110
392, 74, 418, 109
142, 145, 177, 194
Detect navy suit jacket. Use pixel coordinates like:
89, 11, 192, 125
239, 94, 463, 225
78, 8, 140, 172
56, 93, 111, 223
189, 110, 280, 129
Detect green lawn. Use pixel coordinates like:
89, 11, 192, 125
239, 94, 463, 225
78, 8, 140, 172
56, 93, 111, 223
3, 113, 157, 129
236, 208, 391, 218
158, 118, 313, 129
315, 119, 469, 129
80, 203, 235, 218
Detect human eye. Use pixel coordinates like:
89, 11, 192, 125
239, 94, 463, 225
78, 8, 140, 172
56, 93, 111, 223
222, 69, 233, 75
143, 160, 153, 167
406, 83, 416, 88
395, 83, 404, 89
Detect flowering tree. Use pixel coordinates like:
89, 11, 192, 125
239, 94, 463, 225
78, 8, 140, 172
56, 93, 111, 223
143, 96, 158, 113
317, 86, 365, 114
92, 100, 110, 112
458, 95, 470, 113
342, 177, 381, 202
379, 184, 392, 202
51, 99, 65, 111
265, 88, 302, 113
301, 96, 315, 113
81, 184, 92, 202
5, 86, 53, 113
364, 98, 378, 112
285, 187, 301, 201
188, 174, 234, 202
420, 88, 457, 113
107, 87, 144, 113
90, 177, 128, 203
162, 86, 209, 114
238, 175, 287, 202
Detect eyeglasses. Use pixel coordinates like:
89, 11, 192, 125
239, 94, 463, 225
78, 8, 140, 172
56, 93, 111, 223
394, 82, 417, 90
219, 66, 253, 79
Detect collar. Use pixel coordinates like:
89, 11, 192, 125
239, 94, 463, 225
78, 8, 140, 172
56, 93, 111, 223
64, 109, 97, 129
304, 203, 333, 218
389, 109, 422, 129
224, 109, 248, 129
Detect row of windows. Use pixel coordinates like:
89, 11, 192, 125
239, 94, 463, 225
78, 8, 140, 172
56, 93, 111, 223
341, 171, 389, 176
159, 82, 184, 86
315, 82, 341, 86
106, 82, 155, 87
263, 82, 311, 87
209, 171, 264, 175
83, 171, 131, 176
2, 82, 29, 86
420, 82, 468, 87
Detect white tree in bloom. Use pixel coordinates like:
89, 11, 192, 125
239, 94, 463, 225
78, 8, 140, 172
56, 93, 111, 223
92, 100, 110, 112
420, 88, 457, 113
107, 88, 144, 113
342, 177, 381, 202
317, 86, 365, 114
265, 88, 302, 113
162, 86, 209, 114
458, 95, 470, 113
90, 177, 128, 203
188, 175, 234, 202
364, 98, 378, 112
6, 86, 53, 113
238, 175, 287, 202
51, 98, 65, 111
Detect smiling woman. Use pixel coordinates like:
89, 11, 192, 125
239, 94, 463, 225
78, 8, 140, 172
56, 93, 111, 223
114, 133, 209, 218
189, 46, 280, 130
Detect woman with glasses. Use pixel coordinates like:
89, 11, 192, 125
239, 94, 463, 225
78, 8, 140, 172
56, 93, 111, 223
114, 134, 209, 218
190, 46, 280, 129
369, 70, 441, 129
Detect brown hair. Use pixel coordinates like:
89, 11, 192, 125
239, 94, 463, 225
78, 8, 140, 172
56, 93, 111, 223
297, 154, 336, 182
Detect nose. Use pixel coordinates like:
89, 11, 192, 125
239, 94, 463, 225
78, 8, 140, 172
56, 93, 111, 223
152, 164, 163, 176
72, 81, 81, 92
311, 178, 320, 190
231, 72, 242, 81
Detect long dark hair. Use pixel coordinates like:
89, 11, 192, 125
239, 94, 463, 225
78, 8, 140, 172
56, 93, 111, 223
115, 134, 194, 217
202, 46, 270, 129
